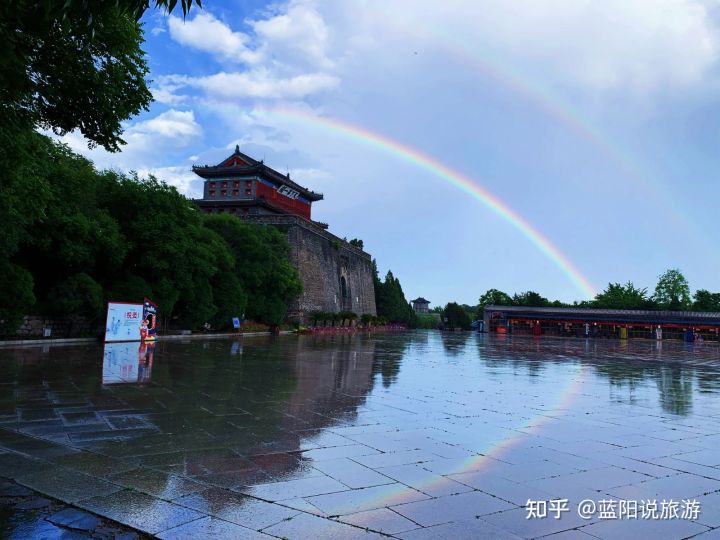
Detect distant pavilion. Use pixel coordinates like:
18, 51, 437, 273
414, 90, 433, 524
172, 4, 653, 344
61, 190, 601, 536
411, 298, 431, 314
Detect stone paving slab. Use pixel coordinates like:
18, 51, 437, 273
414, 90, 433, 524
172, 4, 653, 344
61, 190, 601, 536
240, 474, 349, 502
578, 514, 710, 539
173, 487, 299, 529
375, 463, 474, 497
481, 506, 600, 539
156, 516, 273, 539
396, 517, 524, 539
108, 468, 206, 500
390, 490, 515, 526
78, 489, 206, 535
311, 457, 396, 489
261, 511, 386, 539
17, 466, 122, 503
306, 482, 430, 516
336, 507, 420, 535
0, 476, 144, 539
3, 335, 720, 538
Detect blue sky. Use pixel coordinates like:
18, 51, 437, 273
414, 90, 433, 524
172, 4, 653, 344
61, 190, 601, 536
61, 0, 720, 308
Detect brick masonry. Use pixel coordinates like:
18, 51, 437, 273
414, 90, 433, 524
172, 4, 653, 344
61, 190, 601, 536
14, 316, 98, 338
247, 215, 377, 323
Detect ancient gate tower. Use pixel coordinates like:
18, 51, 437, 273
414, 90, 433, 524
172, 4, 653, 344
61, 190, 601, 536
193, 146, 377, 323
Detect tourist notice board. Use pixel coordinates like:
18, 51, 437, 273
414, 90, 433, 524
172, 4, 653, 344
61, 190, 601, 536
104, 302, 144, 342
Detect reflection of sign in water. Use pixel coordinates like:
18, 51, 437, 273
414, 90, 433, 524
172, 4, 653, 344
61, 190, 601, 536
104, 302, 144, 342
102, 341, 154, 384
277, 184, 300, 199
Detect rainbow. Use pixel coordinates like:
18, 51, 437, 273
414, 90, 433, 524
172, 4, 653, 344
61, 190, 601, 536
326, 359, 589, 513
253, 107, 597, 298
388, 19, 693, 233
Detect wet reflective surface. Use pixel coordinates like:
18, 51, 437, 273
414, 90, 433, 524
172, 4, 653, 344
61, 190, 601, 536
1, 332, 720, 538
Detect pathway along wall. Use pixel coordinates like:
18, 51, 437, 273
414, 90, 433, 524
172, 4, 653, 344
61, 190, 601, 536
247, 215, 377, 324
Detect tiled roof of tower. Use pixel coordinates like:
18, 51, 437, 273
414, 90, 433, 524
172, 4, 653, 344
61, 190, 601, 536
192, 145, 324, 202
412, 297, 430, 304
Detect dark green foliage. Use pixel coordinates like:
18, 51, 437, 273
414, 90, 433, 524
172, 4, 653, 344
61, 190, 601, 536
593, 282, 653, 310
204, 214, 302, 327
0, 0, 200, 260
47, 273, 104, 320
653, 268, 691, 310
0, 1, 299, 335
96, 172, 231, 327
373, 263, 416, 326
471, 268, 715, 316
338, 311, 357, 325
442, 302, 472, 330
512, 291, 550, 307
1, 0, 200, 152
693, 290, 720, 312
0, 260, 35, 334
2, 5, 148, 153
14, 138, 126, 304
348, 238, 364, 249
479, 289, 512, 307
416, 313, 440, 329
0, 134, 303, 334
476, 289, 512, 319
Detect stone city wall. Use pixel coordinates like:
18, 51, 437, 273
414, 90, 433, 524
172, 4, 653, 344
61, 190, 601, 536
247, 215, 377, 323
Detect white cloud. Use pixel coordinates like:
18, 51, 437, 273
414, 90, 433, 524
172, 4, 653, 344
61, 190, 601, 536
160, 1, 338, 105
151, 82, 189, 105
251, 1, 334, 70
128, 109, 201, 139
49, 109, 203, 172
372, 0, 719, 93
136, 166, 202, 196
168, 12, 261, 64
161, 70, 338, 101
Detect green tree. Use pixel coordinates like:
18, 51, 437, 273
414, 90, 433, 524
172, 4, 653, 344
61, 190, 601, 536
13, 136, 126, 308
46, 273, 104, 320
416, 313, 439, 329
1, 0, 200, 150
692, 290, 720, 312
98, 173, 216, 323
0, 260, 34, 334
593, 281, 652, 310
512, 291, 549, 307
374, 269, 416, 326
653, 269, 691, 310
204, 215, 302, 328
348, 238, 364, 249
0, 0, 201, 332
479, 289, 513, 306
477, 288, 512, 318
442, 302, 472, 330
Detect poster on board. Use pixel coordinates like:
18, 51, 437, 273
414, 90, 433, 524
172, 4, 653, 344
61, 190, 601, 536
104, 302, 144, 342
143, 298, 158, 341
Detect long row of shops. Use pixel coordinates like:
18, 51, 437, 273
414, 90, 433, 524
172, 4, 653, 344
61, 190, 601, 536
482, 306, 720, 342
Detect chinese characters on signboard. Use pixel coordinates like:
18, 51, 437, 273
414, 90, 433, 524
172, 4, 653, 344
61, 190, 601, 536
277, 184, 300, 199
104, 298, 159, 343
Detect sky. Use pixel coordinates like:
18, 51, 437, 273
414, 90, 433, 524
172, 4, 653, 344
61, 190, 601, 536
59, 0, 720, 308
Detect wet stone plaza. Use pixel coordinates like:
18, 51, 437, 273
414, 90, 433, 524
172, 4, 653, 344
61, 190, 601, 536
2, 333, 720, 539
